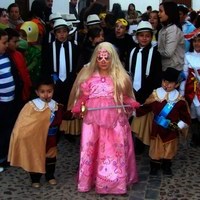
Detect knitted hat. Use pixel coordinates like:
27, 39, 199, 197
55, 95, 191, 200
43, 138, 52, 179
86, 14, 100, 26
162, 68, 181, 82
49, 13, 62, 22
136, 21, 153, 33
20, 21, 39, 43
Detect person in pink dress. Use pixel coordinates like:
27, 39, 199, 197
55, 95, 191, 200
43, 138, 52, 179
70, 42, 140, 194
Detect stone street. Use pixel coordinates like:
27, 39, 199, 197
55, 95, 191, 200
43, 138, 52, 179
0, 135, 200, 200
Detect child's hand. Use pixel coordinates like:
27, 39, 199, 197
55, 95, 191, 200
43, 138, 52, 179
131, 101, 140, 109
168, 122, 179, 131
80, 102, 87, 118
123, 96, 140, 109
72, 102, 87, 118
51, 73, 59, 82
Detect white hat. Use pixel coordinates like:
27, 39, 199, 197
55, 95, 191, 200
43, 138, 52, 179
62, 14, 80, 24
53, 19, 69, 31
53, 19, 77, 35
136, 21, 153, 33
66, 21, 77, 35
49, 13, 62, 22
86, 14, 100, 26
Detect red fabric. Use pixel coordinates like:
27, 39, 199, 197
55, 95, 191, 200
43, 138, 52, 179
50, 104, 64, 127
46, 135, 57, 152
184, 28, 200, 40
31, 18, 46, 38
184, 68, 200, 105
137, 99, 191, 143
9, 51, 32, 101
46, 104, 64, 152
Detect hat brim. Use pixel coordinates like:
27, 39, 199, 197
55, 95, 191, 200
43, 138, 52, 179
54, 25, 69, 31
61, 14, 80, 24
50, 17, 62, 22
66, 19, 80, 24
69, 27, 77, 35
86, 21, 100, 26
136, 28, 153, 33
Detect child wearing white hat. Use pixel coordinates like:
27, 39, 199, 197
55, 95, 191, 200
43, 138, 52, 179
128, 20, 163, 154
44, 13, 63, 44
128, 20, 162, 104
41, 18, 78, 106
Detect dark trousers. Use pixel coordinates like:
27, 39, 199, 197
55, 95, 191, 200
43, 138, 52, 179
0, 101, 17, 162
30, 157, 56, 183
190, 118, 200, 146
134, 137, 145, 154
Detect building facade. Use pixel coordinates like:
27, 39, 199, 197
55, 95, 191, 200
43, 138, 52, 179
1, 0, 199, 20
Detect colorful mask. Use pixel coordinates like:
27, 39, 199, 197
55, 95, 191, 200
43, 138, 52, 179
116, 18, 128, 27
20, 21, 39, 43
99, 13, 106, 20
97, 48, 110, 62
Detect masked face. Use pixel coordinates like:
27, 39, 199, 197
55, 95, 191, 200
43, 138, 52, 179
96, 48, 111, 75
97, 48, 110, 62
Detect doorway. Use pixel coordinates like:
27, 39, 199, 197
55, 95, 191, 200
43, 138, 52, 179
15, 0, 30, 20
173, 0, 192, 8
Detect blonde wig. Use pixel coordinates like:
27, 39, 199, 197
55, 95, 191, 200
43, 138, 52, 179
68, 42, 135, 109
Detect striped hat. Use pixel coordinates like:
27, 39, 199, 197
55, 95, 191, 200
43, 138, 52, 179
136, 21, 153, 33
86, 14, 100, 26
184, 28, 200, 40
49, 13, 62, 22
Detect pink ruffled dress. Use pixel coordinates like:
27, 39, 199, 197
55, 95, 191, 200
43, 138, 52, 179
73, 72, 138, 194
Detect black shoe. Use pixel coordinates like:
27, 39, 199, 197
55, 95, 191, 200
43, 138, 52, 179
0, 161, 10, 169
149, 159, 161, 176
163, 168, 172, 176
190, 142, 197, 148
134, 138, 145, 155
150, 168, 158, 176
162, 159, 172, 176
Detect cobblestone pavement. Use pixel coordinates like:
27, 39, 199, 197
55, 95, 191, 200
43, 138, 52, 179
0, 135, 200, 200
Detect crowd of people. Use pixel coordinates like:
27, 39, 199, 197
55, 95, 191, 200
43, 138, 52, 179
0, 0, 200, 195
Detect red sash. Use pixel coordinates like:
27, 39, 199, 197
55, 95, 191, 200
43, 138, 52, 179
185, 68, 200, 105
